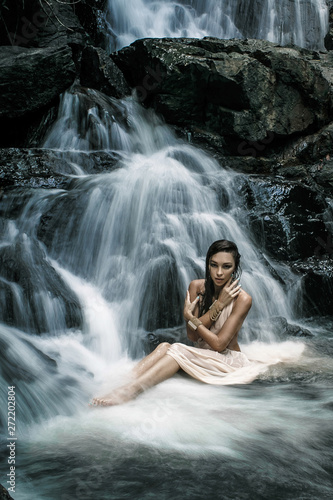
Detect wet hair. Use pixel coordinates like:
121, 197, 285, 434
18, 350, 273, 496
199, 239, 241, 316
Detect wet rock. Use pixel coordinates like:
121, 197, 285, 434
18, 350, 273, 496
0, 235, 83, 334
175, 119, 333, 198
0, 148, 69, 189
145, 326, 192, 354
80, 45, 130, 98
277, 121, 333, 164
0, 45, 76, 119
0, 0, 85, 49
138, 254, 184, 331
237, 176, 329, 261
325, 1, 333, 50
0, 0, 101, 147
0, 484, 14, 500
0, 332, 57, 383
0, 44, 76, 147
71, 0, 109, 49
290, 258, 333, 317
270, 316, 313, 338
310, 158, 333, 195
112, 37, 332, 156
0, 148, 122, 189
40, 83, 132, 150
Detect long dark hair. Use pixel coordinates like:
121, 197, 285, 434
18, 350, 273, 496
199, 240, 241, 316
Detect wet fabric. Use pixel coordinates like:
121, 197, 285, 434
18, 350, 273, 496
166, 300, 252, 385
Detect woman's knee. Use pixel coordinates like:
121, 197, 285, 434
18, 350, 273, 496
157, 342, 171, 353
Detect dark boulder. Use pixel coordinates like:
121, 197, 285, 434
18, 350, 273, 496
0, 484, 15, 500
0, 44, 76, 147
237, 175, 329, 261
290, 258, 333, 317
280, 121, 333, 165
325, 1, 333, 50
309, 158, 333, 196
0, 45, 75, 119
0, 0, 108, 147
0, 0, 84, 48
0, 148, 69, 189
0, 147, 122, 189
269, 316, 313, 338
245, 316, 314, 341
80, 45, 130, 98
0, 233, 83, 334
70, 0, 108, 49
112, 37, 332, 156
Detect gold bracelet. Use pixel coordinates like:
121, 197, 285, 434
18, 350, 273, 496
188, 317, 202, 331
209, 300, 223, 322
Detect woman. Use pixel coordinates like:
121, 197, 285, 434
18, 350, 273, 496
90, 240, 252, 406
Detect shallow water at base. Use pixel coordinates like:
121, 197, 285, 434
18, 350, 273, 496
1, 335, 333, 500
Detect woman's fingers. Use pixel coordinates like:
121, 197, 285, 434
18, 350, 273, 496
189, 295, 199, 312
218, 279, 242, 304
185, 291, 199, 304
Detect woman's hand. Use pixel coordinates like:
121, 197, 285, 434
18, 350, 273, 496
218, 278, 242, 306
183, 291, 200, 322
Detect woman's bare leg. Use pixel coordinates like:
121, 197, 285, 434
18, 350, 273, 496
131, 342, 171, 377
91, 354, 179, 406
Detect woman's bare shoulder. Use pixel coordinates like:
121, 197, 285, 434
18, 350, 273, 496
234, 289, 252, 313
188, 279, 205, 295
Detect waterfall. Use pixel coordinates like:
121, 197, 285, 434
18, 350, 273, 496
1, 4, 332, 500
104, 0, 329, 52
42, 86, 299, 349
0, 84, 303, 431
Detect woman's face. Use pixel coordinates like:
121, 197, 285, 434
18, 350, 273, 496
209, 251, 235, 290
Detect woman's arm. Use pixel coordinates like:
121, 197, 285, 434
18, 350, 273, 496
185, 280, 220, 341
185, 280, 204, 341
185, 290, 252, 351
184, 279, 243, 342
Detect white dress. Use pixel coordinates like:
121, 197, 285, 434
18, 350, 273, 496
166, 301, 251, 385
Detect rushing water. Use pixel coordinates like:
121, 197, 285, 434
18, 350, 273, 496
104, 0, 329, 52
1, 2, 333, 499
0, 87, 333, 500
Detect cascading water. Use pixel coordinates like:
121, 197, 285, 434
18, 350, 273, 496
1, 84, 333, 500
1, 3, 333, 499
104, 0, 329, 52
40, 88, 296, 349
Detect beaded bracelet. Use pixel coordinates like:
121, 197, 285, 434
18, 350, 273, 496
209, 300, 223, 322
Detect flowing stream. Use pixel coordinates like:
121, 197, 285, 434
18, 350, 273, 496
105, 0, 329, 51
1, 1, 333, 499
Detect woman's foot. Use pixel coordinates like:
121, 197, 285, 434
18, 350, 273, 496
89, 384, 139, 407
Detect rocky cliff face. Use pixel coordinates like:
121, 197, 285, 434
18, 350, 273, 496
111, 37, 333, 155
0, 0, 332, 318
